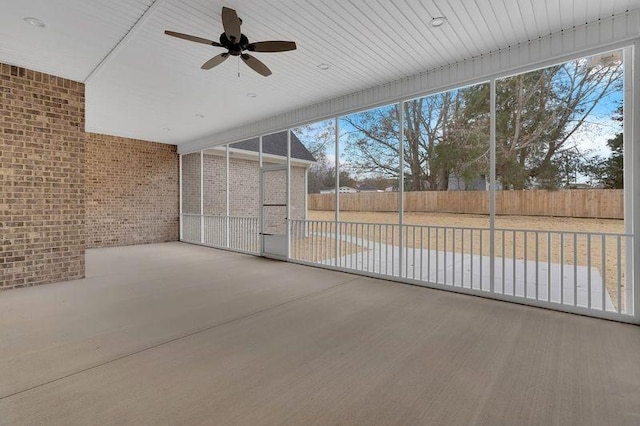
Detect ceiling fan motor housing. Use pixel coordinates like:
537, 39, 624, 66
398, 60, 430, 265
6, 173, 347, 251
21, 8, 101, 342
220, 33, 249, 55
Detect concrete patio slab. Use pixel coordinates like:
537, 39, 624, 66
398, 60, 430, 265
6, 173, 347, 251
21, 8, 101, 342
1, 243, 639, 425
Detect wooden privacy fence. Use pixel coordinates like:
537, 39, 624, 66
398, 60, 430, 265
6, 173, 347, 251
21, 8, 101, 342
308, 189, 624, 219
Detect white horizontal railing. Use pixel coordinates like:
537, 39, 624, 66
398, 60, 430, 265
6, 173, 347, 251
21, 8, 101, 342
181, 214, 260, 255
228, 216, 260, 253
203, 215, 226, 247
289, 219, 633, 320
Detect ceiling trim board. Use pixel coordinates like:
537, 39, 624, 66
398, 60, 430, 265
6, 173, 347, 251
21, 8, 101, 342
84, 0, 167, 83
178, 9, 640, 154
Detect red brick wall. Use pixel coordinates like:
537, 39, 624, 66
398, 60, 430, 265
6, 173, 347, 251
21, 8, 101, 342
0, 64, 85, 289
86, 133, 179, 248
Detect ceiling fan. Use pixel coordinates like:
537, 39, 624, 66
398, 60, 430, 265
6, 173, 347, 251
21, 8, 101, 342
164, 6, 296, 77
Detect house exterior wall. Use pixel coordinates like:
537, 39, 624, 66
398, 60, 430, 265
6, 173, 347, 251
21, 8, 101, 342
203, 153, 226, 215
181, 152, 201, 215
1, 63, 183, 288
289, 166, 306, 221
198, 152, 307, 220
86, 133, 179, 248
0, 64, 85, 289
229, 156, 260, 217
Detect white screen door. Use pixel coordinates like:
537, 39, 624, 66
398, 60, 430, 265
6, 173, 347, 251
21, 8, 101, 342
260, 165, 288, 259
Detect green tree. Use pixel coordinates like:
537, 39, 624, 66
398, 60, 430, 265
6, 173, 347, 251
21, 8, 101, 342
496, 54, 622, 189
604, 133, 624, 188
340, 104, 401, 185
342, 85, 489, 191
339, 53, 622, 192
582, 105, 623, 189
293, 121, 336, 193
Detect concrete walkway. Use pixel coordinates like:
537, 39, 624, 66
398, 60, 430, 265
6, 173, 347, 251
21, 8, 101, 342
1, 243, 639, 425
320, 234, 615, 311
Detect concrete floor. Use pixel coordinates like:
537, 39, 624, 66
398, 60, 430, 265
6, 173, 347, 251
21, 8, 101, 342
0, 242, 639, 425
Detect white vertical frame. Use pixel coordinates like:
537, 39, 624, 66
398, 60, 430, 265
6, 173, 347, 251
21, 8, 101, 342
259, 136, 263, 255
489, 78, 497, 293
398, 102, 405, 278
335, 118, 340, 261
200, 150, 204, 244
287, 130, 292, 259
304, 167, 308, 222
629, 42, 639, 322
225, 144, 230, 248
179, 154, 183, 240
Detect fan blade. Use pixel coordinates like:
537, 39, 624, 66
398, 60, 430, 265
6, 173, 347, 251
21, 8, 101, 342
221, 7, 241, 43
164, 30, 222, 47
241, 54, 272, 76
201, 53, 229, 70
247, 41, 297, 53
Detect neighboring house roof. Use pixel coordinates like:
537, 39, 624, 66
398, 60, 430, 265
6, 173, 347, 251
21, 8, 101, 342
448, 174, 487, 191
231, 132, 316, 162
357, 185, 381, 192
320, 186, 358, 193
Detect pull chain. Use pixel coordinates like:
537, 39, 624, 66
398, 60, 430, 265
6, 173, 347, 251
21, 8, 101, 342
237, 57, 240, 78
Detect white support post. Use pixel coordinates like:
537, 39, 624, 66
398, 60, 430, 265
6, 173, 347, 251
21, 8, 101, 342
287, 130, 292, 259
259, 136, 263, 254
226, 144, 230, 248
335, 118, 340, 261
490, 78, 497, 294
304, 166, 309, 238
179, 154, 183, 240
629, 42, 639, 322
200, 150, 204, 244
398, 102, 404, 279
304, 167, 308, 222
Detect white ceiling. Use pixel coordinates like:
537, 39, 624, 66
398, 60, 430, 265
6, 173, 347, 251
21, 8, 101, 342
0, 0, 154, 82
0, 0, 639, 146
